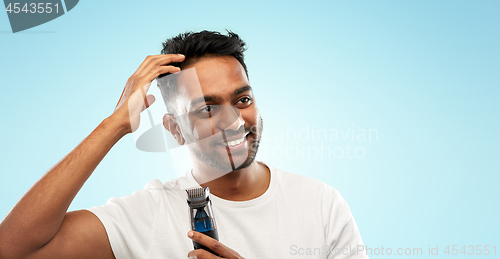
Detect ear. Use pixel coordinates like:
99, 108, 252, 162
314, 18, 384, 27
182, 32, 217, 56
163, 113, 185, 145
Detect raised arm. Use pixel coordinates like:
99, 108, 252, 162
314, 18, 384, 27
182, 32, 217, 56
0, 54, 185, 259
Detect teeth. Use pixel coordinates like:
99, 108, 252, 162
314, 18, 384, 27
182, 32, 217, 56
224, 135, 246, 147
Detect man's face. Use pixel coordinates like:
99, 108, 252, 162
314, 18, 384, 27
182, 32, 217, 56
172, 56, 263, 172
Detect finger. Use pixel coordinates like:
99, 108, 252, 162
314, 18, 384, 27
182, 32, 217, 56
137, 54, 185, 77
188, 231, 232, 258
139, 56, 184, 78
187, 249, 221, 259
145, 65, 181, 82
145, 94, 155, 109
132, 54, 183, 78
133, 64, 179, 94
187, 249, 197, 259
132, 55, 162, 77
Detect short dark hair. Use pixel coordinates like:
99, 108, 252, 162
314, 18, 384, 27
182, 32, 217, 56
157, 30, 248, 115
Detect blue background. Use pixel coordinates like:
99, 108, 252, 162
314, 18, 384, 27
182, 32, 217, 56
1, 1, 499, 258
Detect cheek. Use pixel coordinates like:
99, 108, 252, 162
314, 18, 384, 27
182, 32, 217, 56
192, 118, 215, 140
242, 108, 260, 127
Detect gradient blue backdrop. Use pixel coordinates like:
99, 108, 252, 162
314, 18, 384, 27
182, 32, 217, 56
1, 1, 499, 258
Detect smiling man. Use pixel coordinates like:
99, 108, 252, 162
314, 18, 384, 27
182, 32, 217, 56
0, 31, 368, 259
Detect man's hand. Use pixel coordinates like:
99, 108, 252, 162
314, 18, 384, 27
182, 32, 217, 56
112, 54, 185, 133
187, 231, 245, 259
0, 54, 185, 259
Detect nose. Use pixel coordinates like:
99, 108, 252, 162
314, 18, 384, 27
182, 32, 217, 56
217, 105, 244, 132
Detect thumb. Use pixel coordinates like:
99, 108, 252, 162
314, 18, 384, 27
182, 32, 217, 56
145, 94, 155, 109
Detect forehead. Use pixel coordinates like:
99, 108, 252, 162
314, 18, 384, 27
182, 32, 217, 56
175, 56, 249, 110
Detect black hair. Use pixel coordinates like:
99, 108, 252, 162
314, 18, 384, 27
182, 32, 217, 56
157, 30, 248, 115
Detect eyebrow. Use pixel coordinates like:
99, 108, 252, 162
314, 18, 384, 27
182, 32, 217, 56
189, 85, 253, 109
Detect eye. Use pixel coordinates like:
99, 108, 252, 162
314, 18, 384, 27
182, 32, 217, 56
238, 97, 250, 103
197, 105, 213, 114
194, 105, 221, 119
235, 97, 252, 107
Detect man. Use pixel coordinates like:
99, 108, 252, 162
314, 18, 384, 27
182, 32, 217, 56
0, 31, 367, 258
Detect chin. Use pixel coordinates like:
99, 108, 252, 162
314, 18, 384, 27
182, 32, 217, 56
191, 126, 262, 173
193, 146, 257, 174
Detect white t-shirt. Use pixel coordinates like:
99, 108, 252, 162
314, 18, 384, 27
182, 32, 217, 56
86, 162, 368, 258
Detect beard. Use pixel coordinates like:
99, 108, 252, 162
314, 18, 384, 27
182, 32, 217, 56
189, 117, 263, 173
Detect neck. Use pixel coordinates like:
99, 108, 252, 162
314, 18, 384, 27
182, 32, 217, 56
192, 161, 270, 201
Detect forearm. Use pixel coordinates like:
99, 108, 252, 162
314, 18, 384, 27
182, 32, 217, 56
0, 116, 127, 257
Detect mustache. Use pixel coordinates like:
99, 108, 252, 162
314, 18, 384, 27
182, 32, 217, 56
209, 127, 252, 146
